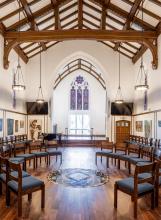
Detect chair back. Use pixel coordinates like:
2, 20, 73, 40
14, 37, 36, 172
29, 141, 42, 153
0, 145, 12, 158
13, 143, 26, 156
140, 146, 154, 161
134, 162, 156, 186
128, 143, 141, 156
0, 156, 8, 177
8, 161, 22, 192
45, 140, 57, 148
101, 141, 113, 151
115, 143, 127, 153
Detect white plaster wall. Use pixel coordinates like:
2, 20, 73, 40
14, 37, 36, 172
0, 36, 27, 113
26, 40, 135, 102
132, 36, 161, 139
53, 70, 106, 135
134, 35, 161, 114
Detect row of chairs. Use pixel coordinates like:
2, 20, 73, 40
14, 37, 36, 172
95, 141, 161, 218
0, 140, 62, 171
0, 156, 45, 217
129, 135, 161, 148
0, 134, 28, 145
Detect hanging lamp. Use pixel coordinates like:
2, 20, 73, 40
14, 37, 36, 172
12, 0, 26, 91
135, 0, 149, 91
115, 47, 124, 104
36, 44, 45, 104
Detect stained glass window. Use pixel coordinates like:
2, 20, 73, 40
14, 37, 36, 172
70, 75, 89, 110
70, 86, 76, 110
83, 86, 89, 110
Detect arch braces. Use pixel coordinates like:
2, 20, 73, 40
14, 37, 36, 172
4, 29, 158, 69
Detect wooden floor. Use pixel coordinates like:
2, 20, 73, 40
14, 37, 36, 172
0, 147, 161, 220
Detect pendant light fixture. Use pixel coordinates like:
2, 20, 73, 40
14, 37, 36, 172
115, 46, 124, 104
135, 0, 149, 91
36, 44, 45, 104
12, 0, 26, 91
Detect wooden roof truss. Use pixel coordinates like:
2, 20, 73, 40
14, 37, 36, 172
0, 0, 160, 69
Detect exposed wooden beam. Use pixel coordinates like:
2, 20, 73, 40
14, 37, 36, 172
5, 30, 157, 42
19, 0, 47, 50
0, 0, 16, 8
132, 45, 147, 63
114, 0, 142, 51
78, 0, 83, 29
14, 45, 28, 63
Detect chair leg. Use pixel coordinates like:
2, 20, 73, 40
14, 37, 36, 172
33, 158, 36, 169
56, 155, 58, 162
155, 186, 159, 207
18, 196, 22, 217
36, 157, 38, 168
28, 193, 32, 202
118, 159, 120, 169
114, 183, 117, 208
128, 162, 131, 174
95, 155, 97, 165
41, 185, 45, 209
151, 191, 155, 209
6, 188, 10, 207
134, 199, 137, 219
61, 155, 62, 164
106, 157, 109, 168
0, 182, 2, 195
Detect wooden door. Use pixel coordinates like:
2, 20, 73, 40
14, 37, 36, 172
116, 120, 130, 143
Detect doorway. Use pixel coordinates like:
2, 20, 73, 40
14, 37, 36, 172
116, 120, 130, 143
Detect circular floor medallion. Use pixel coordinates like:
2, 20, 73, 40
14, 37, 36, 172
47, 168, 109, 188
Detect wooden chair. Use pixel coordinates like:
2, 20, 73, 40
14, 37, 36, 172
7, 161, 45, 217
45, 140, 62, 165
155, 160, 161, 207
0, 145, 25, 170
114, 162, 156, 218
95, 142, 114, 168
14, 142, 36, 170
0, 157, 8, 196
29, 141, 48, 168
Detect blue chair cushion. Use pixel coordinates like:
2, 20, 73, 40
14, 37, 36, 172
9, 157, 24, 164
0, 171, 30, 182
116, 177, 154, 195
8, 175, 44, 192
118, 154, 133, 162
34, 152, 48, 157
16, 153, 35, 159
129, 157, 150, 165
96, 151, 112, 156
108, 152, 125, 159
47, 150, 62, 155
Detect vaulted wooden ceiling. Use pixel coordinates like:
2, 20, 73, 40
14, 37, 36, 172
0, 0, 161, 69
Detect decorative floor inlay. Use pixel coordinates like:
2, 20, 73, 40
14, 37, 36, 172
47, 168, 109, 188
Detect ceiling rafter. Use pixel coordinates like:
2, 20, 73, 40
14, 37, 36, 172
114, 0, 142, 51
19, 0, 47, 51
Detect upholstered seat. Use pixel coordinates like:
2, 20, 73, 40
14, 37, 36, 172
9, 157, 24, 164
129, 157, 150, 165
8, 175, 44, 192
96, 150, 112, 156
116, 177, 154, 195
16, 153, 35, 158
46, 149, 62, 165
0, 170, 30, 182
118, 154, 135, 162
34, 152, 48, 157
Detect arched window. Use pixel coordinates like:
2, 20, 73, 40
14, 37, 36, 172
70, 75, 89, 111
